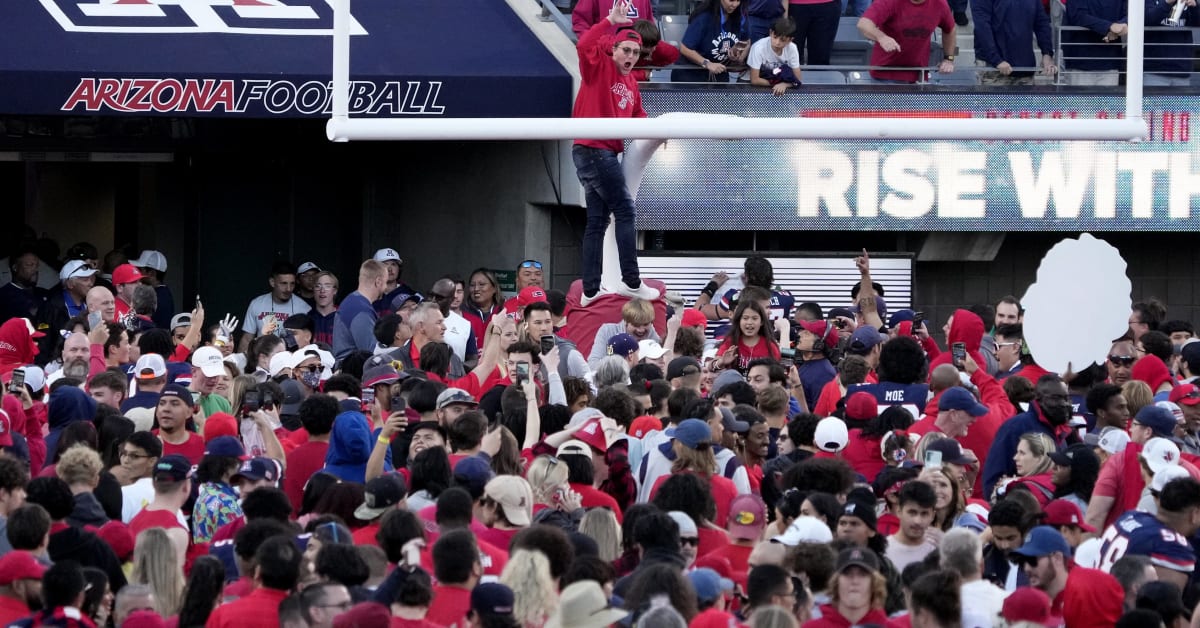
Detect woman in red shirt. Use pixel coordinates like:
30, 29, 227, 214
714, 301, 780, 374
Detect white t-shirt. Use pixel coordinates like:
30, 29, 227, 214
121, 477, 155, 523
960, 579, 1008, 628
885, 535, 938, 572
444, 311, 472, 362
242, 293, 311, 336
748, 37, 800, 74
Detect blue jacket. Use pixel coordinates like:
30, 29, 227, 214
323, 409, 391, 484
45, 386, 97, 467
982, 403, 1073, 497
972, 0, 1053, 71
332, 291, 378, 360
1063, 0, 1127, 70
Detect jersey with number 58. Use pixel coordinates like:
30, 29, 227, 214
1096, 510, 1195, 574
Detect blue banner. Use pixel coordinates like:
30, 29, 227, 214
637, 89, 1199, 231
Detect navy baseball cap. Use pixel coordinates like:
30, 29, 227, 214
938, 387, 989, 417
673, 419, 711, 449
159, 384, 194, 405
606, 333, 639, 359
153, 455, 191, 482
231, 457, 281, 484
719, 407, 750, 434
453, 456, 495, 499
1134, 404, 1177, 437
926, 439, 973, 465
1010, 526, 1071, 559
887, 309, 918, 329
204, 435, 246, 459
847, 326, 883, 354
471, 583, 515, 616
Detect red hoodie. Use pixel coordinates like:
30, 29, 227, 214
23, 400, 47, 472
572, 21, 647, 153
929, 309, 985, 374
0, 319, 39, 375
916, 367, 1013, 498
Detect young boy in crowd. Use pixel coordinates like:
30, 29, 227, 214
748, 17, 802, 95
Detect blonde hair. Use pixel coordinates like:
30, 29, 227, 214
314, 271, 339, 291
918, 466, 964, 531
671, 440, 718, 475
829, 568, 888, 610
57, 444, 103, 487
1018, 432, 1055, 477
749, 605, 800, 628
621, 299, 655, 326
229, 374, 258, 416
131, 528, 185, 616
579, 508, 622, 562
1122, 380, 1154, 419
525, 455, 569, 505
499, 549, 557, 626
359, 259, 385, 284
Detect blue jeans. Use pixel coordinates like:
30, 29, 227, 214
572, 144, 641, 295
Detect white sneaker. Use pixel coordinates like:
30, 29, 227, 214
580, 291, 601, 308
617, 281, 660, 301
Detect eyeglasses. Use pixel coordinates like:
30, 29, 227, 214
120, 451, 151, 459
296, 365, 320, 373
315, 283, 336, 291
519, 260, 543, 269
1108, 355, 1136, 367
616, 46, 641, 54
681, 537, 699, 547
996, 342, 1020, 349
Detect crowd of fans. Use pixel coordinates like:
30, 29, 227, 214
568, 0, 1192, 86
0, 237, 1199, 628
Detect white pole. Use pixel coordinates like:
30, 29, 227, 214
326, 117, 1147, 142
331, 0, 351, 139
1126, 0, 1144, 122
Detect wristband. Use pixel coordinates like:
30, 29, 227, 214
377, 435, 390, 445
700, 281, 719, 298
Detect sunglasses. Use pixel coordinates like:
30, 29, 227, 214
519, 260, 543, 269
1108, 355, 1136, 367
681, 537, 700, 547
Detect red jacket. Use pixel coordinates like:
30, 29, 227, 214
23, 400, 46, 472
929, 309, 986, 374
205, 587, 288, 628
918, 368, 1014, 498
572, 0, 654, 36
631, 41, 680, 81
572, 21, 646, 153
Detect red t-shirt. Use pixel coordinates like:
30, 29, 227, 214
352, 523, 381, 546
478, 527, 520, 552
285, 441, 329, 515
156, 430, 205, 465
702, 543, 754, 589
650, 471, 738, 527
130, 508, 187, 537
716, 337, 781, 372
863, 0, 955, 82
205, 587, 288, 628
571, 482, 623, 522
697, 527, 731, 559
426, 585, 472, 627
419, 535, 509, 578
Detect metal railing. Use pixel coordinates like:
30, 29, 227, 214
1055, 25, 1200, 85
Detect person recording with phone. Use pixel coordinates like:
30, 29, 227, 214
523, 301, 588, 380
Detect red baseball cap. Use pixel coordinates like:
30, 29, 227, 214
0, 551, 46, 585
1170, 383, 1200, 407
1043, 499, 1096, 533
516, 286, 548, 309
112, 263, 144, 286
575, 417, 611, 453
845, 391, 878, 421
1001, 587, 1055, 626
798, 319, 838, 350
681, 309, 708, 328
629, 415, 663, 439
0, 409, 14, 447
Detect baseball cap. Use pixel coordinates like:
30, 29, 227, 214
1043, 499, 1095, 533
290, 348, 322, 371
516, 286, 548, 309
638, 339, 667, 360
772, 515, 834, 546
19, 366, 45, 395
1170, 383, 1200, 406
204, 435, 246, 459
453, 456, 495, 499
673, 418, 712, 449
835, 546, 880, 574
727, 494, 767, 540
667, 511, 698, 537
844, 391, 878, 422
1048, 442, 1099, 471
1182, 342, 1200, 371
1151, 465, 1191, 493
279, 379, 304, 416
681, 309, 708, 328
168, 313, 192, 331
575, 417, 617, 453
158, 384, 194, 406
556, 439, 593, 457
436, 388, 478, 410
688, 568, 733, 604
373, 248, 402, 264
297, 261, 321, 274
666, 356, 702, 380
134, 354, 167, 380
354, 475, 407, 520
97, 521, 135, 562
362, 361, 403, 389
267, 352, 293, 378
938, 387, 989, 417
606, 333, 639, 358
1001, 587, 1054, 625
58, 260, 97, 283
847, 326, 883, 355
839, 500, 876, 531
1158, 400, 1186, 425
203, 412, 238, 441
112, 263, 144, 286
191, 346, 225, 378
131, 250, 167, 273
471, 583, 515, 616
0, 551, 47, 585
232, 457, 281, 485
484, 476, 533, 527
617, 28, 643, 45
925, 439, 974, 466
1010, 526, 1071, 559
1093, 426, 1131, 454
1135, 404, 1178, 437
628, 415, 663, 439
719, 406, 750, 434
153, 455, 192, 482
814, 417, 848, 453
887, 309, 918, 329
828, 307, 854, 320
798, 319, 838, 350
1142, 437, 1181, 474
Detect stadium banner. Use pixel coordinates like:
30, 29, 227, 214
637, 90, 1197, 231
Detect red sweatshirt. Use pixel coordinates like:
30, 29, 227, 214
573, 21, 646, 153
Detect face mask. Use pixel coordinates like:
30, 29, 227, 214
300, 370, 321, 389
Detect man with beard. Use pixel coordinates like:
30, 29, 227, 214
0, 551, 45, 624
1010, 526, 1124, 623
982, 375, 1076, 498
54, 331, 101, 380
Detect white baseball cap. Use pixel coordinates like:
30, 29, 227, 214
814, 417, 849, 453
59, 260, 97, 283
1096, 428, 1131, 455
131, 250, 167, 273
772, 515, 834, 546
373, 248, 402, 264
269, 351, 293, 377
297, 261, 321, 274
1151, 465, 1191, 493
19, 365, 45, 394
191, 346, 226, 378
1142, 437, 1181, 475
134, 354, 167, 380
638, 339, 667, 360
666, 511, 697, 537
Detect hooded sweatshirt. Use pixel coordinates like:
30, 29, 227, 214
67, 492, 109, 528
323, 410, 375, 484
45, 387, 98, 467
0, 318, 39, 375
47, 522, 128, 592
929, 309, 986, 374
22, 399, 47, 472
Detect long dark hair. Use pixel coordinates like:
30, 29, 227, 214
727, 300, 776, 351
690, 0, 747, 29
177, 556, 226, 627
300, 472, 341, 516
467, 268, 504, 310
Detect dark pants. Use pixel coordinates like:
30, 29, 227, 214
572, 144, 641, 295
789, 0, 842, 66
